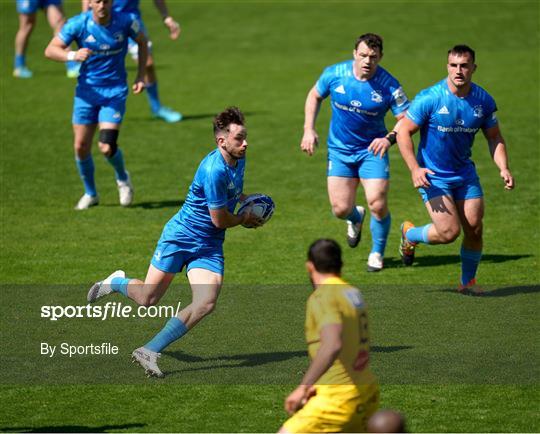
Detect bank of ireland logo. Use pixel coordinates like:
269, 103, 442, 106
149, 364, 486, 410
350, 100, 362, 107
371, 90, 383, 103
473, 105, 484, 118
455, 119, 465, 126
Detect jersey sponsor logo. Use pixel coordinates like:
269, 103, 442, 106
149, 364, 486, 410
371, 90, 383, 103
334, 84, 346, 94
334, 101, 378, 116
85, 35, 97, 43
437, 125, 479, 133
473, 105, 484, 118
455, 119, 465, 126
100, 44, 111, 50
350, 100, 362, 107
437, 105, 450, 115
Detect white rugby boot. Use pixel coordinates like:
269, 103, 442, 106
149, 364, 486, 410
346, 205, 366, 248
75, 194, 99, 210
117, 172, 133, 207
366, 252, 384, 272
87, 270, 125, 303
132, 347, 165, 378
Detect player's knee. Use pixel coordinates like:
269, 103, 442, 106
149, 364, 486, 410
140, 294, 160, 307
331, 203, 351, 219
367, 198, 386, 218
465, 222, 483, 241
98, 129, 119, 157
194, 300, 217, 319
74, 141, 91, 158
439, 226, 460, 243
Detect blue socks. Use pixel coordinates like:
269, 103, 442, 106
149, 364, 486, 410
106, 148, 128, 182
145, 317, 188, 353
75, 156, 97, 197
14, 54, 25, 69
406, 224, 432, 244
370, 213, 391, 255
146, 82, 161, 114
460, 246, 482, 286
344, 206, 363, 223
110, 277, 130, 296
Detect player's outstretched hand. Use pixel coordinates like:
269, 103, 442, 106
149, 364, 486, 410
164, 17, 181, 40
284, 385, 311, 415
75, 48, 92, 62
368, 137, 391, 157
500, 168, 515, 190
132, 79, 145, 94
300, 129, 319, 156
411, 167, 434, 188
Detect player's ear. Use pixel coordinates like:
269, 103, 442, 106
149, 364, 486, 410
305, 261, 315, 274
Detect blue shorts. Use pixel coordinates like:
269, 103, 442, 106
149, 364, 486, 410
16, 0, 61, 14
72, 84, 128, 125
327, 149, 389, 179
419, 175, 483, 203
151, 236, 224, 275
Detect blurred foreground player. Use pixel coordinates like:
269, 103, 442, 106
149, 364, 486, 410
279, 239, 379, 433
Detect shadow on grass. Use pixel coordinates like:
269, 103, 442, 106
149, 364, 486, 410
436, 285, 540, 297
0, 423, 145, 432
130, 199, 185, 209
126, 110, 265, 123
391, 253, 533, 268
165, 346, 412, 375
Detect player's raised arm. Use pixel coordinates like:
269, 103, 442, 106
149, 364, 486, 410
483, 124, 514, 190
132, 31, 148, 94
45, 36, 91, 63
396, 117, 433, 188
153, 0, 181, 39
300, 86, 324, 156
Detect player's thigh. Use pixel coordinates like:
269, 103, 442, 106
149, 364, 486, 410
73, 123, 97, 151
142, 264, 175, 300
186, 268, 223, 306
327, 176, 359, 212
424, 194, 461, 235
456, 197, 484, 235
99, 86, 128, 125
360, 178, 389, 208
73, 89, 100, 126
45, 3, 65, 31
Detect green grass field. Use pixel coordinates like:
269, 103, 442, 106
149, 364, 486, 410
1, 0, 539, 432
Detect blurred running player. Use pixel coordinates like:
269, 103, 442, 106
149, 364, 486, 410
397, 45, 514, 294
45, 0, 147, 209
87, 107, 264, 377
279, 239, 379, 433
14, 0, 80, 78
300, 33, 409, 272
83, 0, 182, 122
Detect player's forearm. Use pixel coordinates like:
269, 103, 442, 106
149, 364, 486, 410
153, 0, 171, 20
396, 132, 420, 172
45, 44, 70, 62
490, 139, 510, 171
210, 209, 246, 229
136, 40, 148, 79
81, 0, 89, 12
300, 342, 341, 386
304, 90, 322, 131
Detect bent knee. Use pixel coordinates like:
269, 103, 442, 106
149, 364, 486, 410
331, 203, 352, 219
194, 301, 217, 318
439, 226, 461, 243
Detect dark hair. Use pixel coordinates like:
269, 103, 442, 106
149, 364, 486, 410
448, 44, 475, 62
355, 33, 383, 54
308, 239, 343, 274
213, 106, 245, 136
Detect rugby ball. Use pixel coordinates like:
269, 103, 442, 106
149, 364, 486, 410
237, 194, 275, 228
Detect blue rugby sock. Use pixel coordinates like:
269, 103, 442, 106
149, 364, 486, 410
145, 317, 188, 353
344, 206, 363, 224
370, 213, 391, 255
146, 82, 161, 114
106, 148, 128, 181
111, 277, 130, 297
14, 54, 25, 69
460, 246, 482, 286
75, 156, 97, 197
406, 224, 432, 244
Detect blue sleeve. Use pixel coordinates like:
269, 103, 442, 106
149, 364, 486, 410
315, 66, 333, 98
406, 90, 434, 127
482, 96, 498, 130
58, 16, 81, 46
127, 15, 141, 40
205, 166, 228, 210
389, 81, 410, 116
